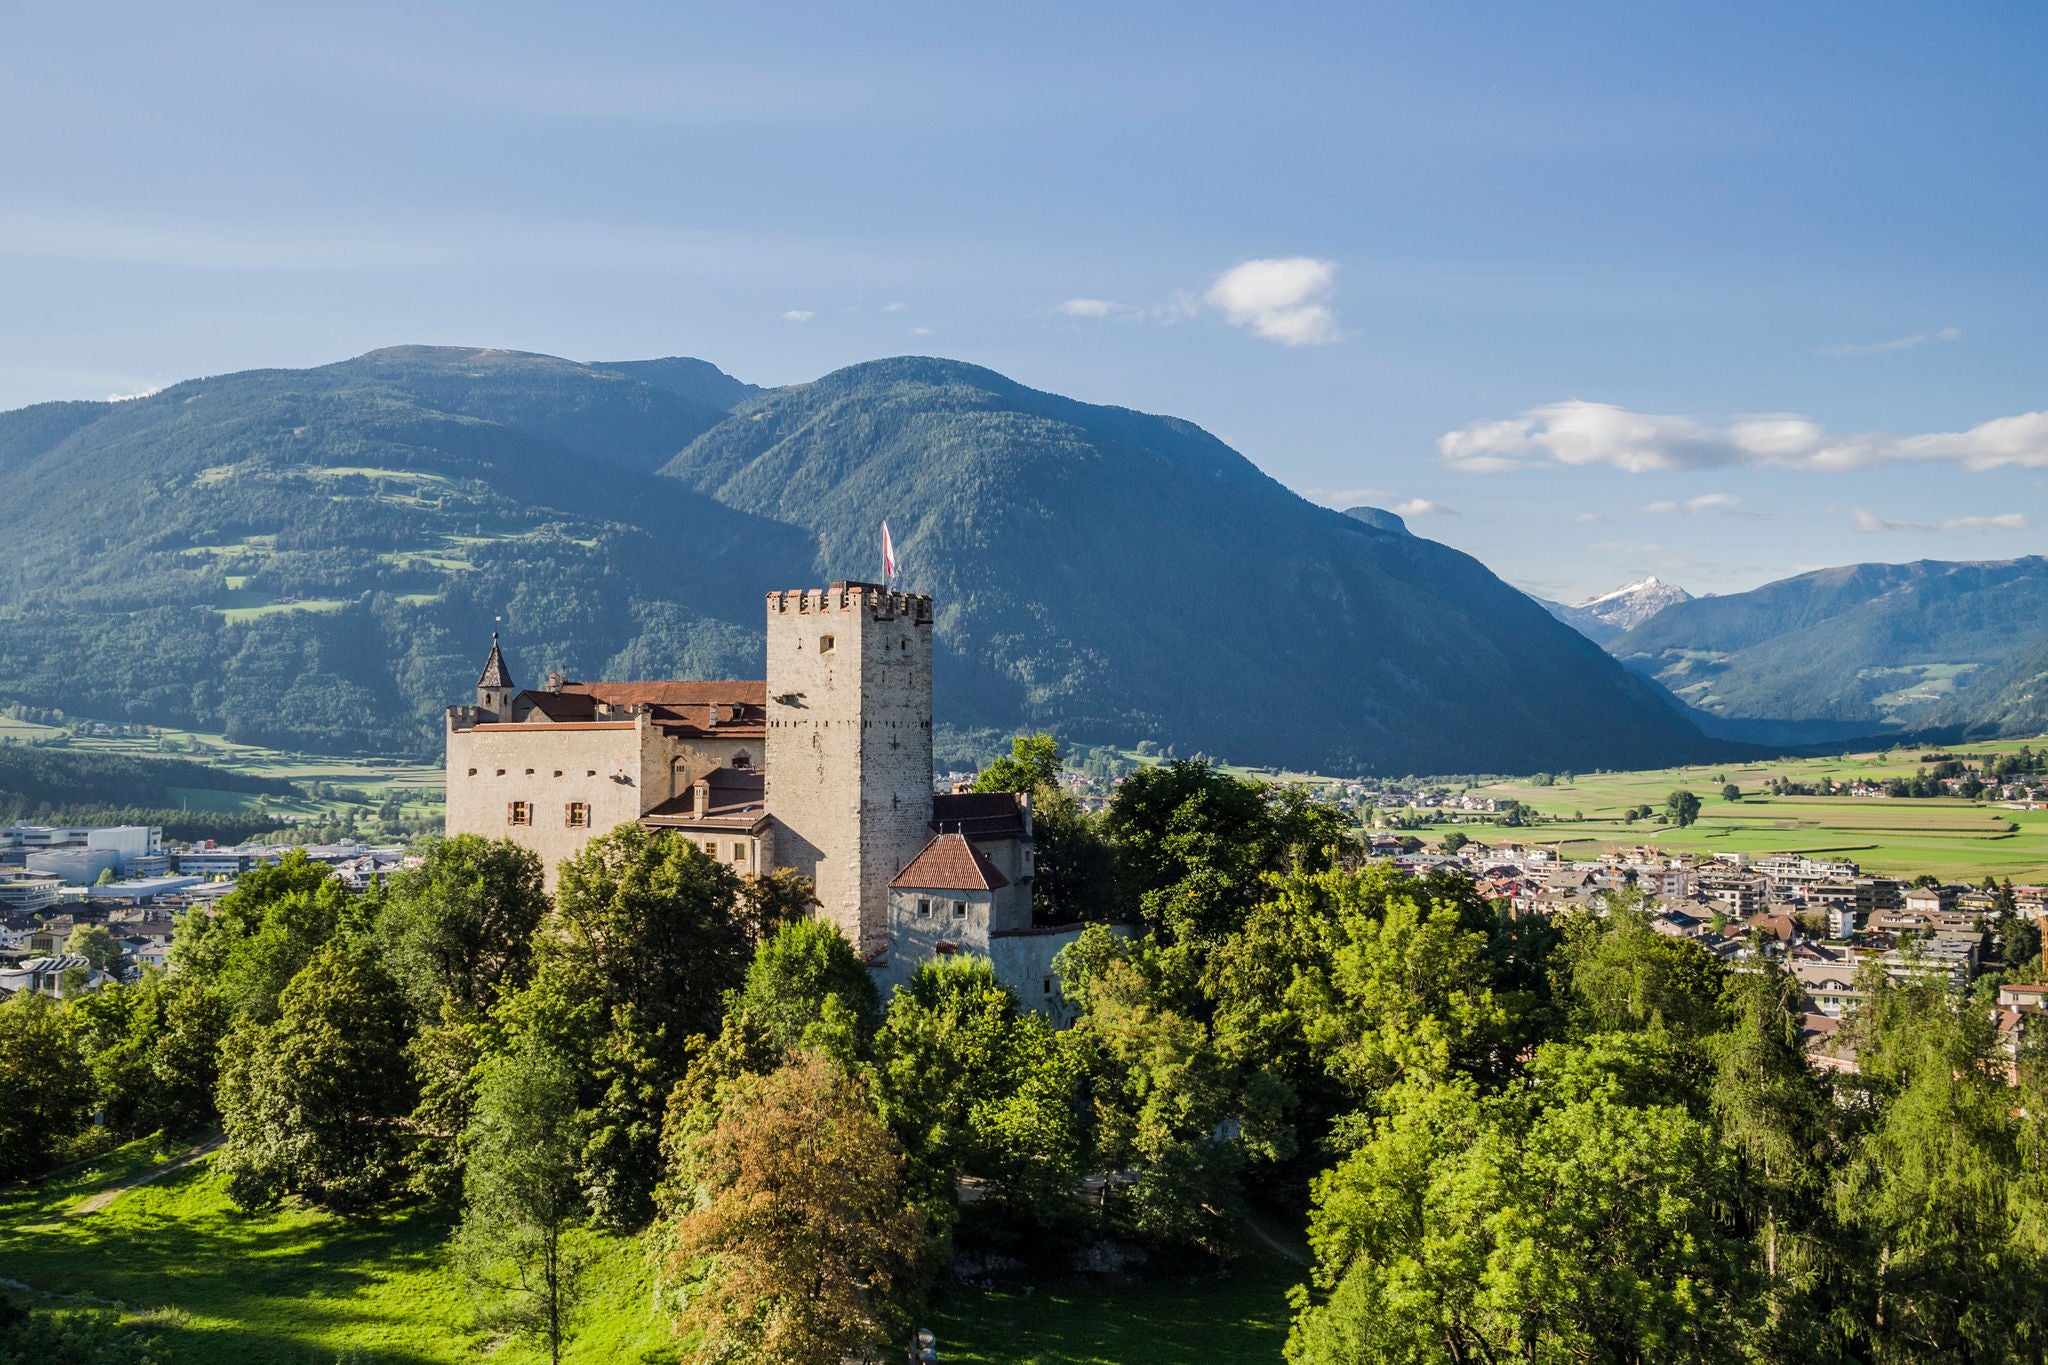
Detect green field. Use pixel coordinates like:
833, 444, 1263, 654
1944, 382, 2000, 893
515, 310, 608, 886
1449, 738, 2048, 881
0, 1140, 1296, 1364
0, 714, 444, 829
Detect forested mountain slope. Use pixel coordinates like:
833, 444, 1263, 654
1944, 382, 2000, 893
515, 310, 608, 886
0, 347, 806, 755
0, 347, 1719, 772
1607, 556, 2048, 734
661, 356, 1715, 774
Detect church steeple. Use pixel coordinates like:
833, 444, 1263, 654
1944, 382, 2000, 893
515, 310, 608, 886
477, 632, 516, 718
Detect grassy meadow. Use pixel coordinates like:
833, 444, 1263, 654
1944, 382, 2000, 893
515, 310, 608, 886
1453, 738, 2048, 881
0, 1139, 1297, 1365
0, 713, 444, 830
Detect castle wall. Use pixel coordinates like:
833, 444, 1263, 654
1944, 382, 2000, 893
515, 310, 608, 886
763, 585, 933, 957
444, 714, 653, 891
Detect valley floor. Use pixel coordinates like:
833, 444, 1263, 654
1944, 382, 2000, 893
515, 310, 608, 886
0, 1137, 1295, 1365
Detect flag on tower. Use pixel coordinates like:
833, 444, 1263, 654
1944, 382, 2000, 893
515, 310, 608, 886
882, 521, 898, 581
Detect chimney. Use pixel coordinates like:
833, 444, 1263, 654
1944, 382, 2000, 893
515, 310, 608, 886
693, 779, 711, 818
546, 671, 564, 693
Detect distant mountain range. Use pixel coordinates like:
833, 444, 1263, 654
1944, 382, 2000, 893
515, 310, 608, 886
1538, 577, 1694, 645
1605, 557, 2048, 743
0, 346, 1719, 775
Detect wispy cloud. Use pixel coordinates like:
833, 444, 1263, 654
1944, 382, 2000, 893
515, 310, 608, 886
1392, 498, 1456, 516
1817, 325, 1961, 358
1440, 399, 2048, 474
106, 385, 164, 402
910, 326, 932, 336
1055, 297, 1119, 319
1851, 508, 2029, 534
1640, 492, 1742, 515
1205, 257, 1340, 345
883, 301, 908, 312
781, 309, 815, 323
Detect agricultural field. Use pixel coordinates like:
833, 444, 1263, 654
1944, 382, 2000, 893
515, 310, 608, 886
1453, 738, 2048, 881
0, 713, 444, 830
0, 1138, 1296, 1365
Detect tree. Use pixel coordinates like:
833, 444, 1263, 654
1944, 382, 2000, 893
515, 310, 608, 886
216, 942, 416, 1211
1290, 1059, 1756, 1365
870, 957, 1089, 1231
94, 866, 117, 886
1024, 781, 1116, 924
0, 991, 94, 1179
737, 867, 819, 946
374, 834, 547, 1020
1439, 829, 1469, 854
456, 1035, 590, 1365
667, 1054, 924, 1365
64, 923, 123, 975
539, 825, 754, 1226
734, 918, 881, 1057
1722, 783, 1742, 803
973, 733, 1063, 794
1666, 789, 1703, 827
546, 825, 751, 1061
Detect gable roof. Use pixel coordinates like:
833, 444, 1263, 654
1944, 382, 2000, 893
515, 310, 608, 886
890, 832, 1010, 892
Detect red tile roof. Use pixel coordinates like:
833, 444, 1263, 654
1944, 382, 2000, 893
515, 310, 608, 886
889, 832, 1010, 892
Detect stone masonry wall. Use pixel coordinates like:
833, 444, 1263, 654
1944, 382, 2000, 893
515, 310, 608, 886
763, 585, 933, 956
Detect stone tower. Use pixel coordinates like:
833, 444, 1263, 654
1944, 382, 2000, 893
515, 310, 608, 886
763, 582, 934, 957
476, 633, 516, 719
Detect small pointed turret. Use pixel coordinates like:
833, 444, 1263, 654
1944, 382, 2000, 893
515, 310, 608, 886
477, 632, 516, 718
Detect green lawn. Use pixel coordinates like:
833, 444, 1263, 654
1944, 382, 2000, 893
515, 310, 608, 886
930, 1253, 1297, 1363
1, 1139, 1299, 1364
1446, 739, 2048, 880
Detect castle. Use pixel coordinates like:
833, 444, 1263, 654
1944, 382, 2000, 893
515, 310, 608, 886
445, 581, 1082, 1015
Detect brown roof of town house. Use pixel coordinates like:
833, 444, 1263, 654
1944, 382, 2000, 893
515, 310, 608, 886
930, 791, 1031, 841
889, 832, 1011, 892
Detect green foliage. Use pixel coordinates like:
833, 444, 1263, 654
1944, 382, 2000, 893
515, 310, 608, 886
0, 1289, 163, 1365
527, 825, 754, 1228
1666, 787, 1703, 827
0, 991, 95, 1179
1102, 759, 1350, 945
64, 922, 122, 973
870, 958, 1090, 1236
374, 834, 547, 1019
734, 918, 881, 1056
972, 733, 1064, 794
1290, 1064, 1755, 1365
216, 941, 417, 1212
455, 1034, 592, 1365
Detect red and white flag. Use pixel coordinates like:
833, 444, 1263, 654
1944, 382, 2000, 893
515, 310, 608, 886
882, 521, 898, 580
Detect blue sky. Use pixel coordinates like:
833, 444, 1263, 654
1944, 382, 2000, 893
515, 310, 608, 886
3, 1, 2043, 601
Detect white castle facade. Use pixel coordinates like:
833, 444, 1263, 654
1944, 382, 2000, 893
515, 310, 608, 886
444, 581, 1082, 1015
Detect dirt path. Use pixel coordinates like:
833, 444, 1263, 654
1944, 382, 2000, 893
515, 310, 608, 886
68, 1134, 224, 1217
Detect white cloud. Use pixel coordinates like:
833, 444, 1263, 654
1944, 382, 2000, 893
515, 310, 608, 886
910, 326, 932, 336
1817, 325, 1962, 358
1573, 511, 1600, 523
106, 385, 164, 402
883, 301, 908, 312
1852, 508, 2029, 534
1392, 498, 1456, 516
1055, 297, 1120, 319
1439, 399, 2048, 474
1205, 257, 1341, 346
781, 309, 815, 323
1641, 493, 1741, 515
